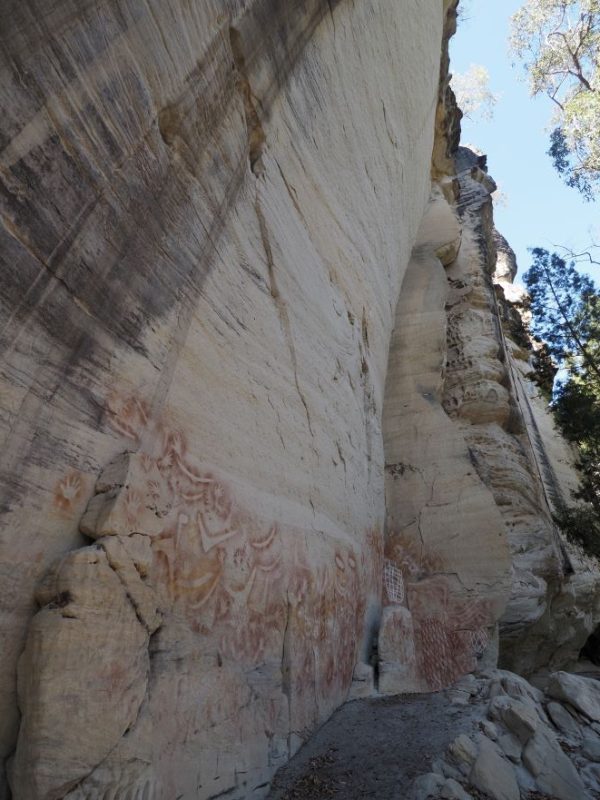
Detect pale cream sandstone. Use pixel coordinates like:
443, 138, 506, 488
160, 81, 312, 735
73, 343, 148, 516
0, 2, 452, 797
2, 1, 599, 798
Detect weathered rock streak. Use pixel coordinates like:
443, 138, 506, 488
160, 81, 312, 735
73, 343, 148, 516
1, 1, 453, 797
2, 2, 600, 799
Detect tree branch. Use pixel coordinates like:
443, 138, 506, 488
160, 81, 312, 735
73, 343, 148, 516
548, 89, 565, 110
548, 29, 595, 91
552, 243, 600, 267
541, 262, 600, 384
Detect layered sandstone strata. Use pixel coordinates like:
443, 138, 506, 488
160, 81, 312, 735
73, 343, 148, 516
378, 144, 600, 692
444, 148, 600, 675
0, 1, 456, 798
380, 190, 512, 694
2, 1, 599, 798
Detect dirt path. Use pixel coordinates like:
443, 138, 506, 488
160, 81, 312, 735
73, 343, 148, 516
267, 692, 480, 800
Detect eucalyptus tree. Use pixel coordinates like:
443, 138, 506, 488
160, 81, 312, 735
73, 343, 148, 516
525, 247, 600, 525
510, 0, 600, 196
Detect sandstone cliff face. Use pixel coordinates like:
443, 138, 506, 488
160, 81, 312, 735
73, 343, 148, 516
0, 2, 452, 798
444, 148, 600, 677
377, 140, 600, 696
2, 2, 599, 799
380, 190, 512, 694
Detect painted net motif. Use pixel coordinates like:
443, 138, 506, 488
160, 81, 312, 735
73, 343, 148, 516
384, 559, 405, 604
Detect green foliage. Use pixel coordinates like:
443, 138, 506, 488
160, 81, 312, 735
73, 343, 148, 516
553, 376, 600, 443
525, 246, 600, 551
554, 377, 600, 511
533, 337, 558, 399
548, 127, 594, 199
553, 504, 600, 557
510, 0, 600, 195
524, 247, 600, 371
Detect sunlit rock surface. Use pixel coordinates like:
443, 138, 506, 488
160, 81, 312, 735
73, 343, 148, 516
381, 189, 512, 693
0, 1, 454, 797
1, 2, 599, 799
446, 148, 600, 676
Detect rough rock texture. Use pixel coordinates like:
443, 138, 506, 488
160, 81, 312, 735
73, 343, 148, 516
2, 1, 600, 798
0, 2, 460, 798
547, 670, 600, 722
409, 670, 600, 800
377, 144, 600, 696
380, 189, 511, 693
267, 669, 600, 800
441, 148, 600, 675
10, 543, 158, 799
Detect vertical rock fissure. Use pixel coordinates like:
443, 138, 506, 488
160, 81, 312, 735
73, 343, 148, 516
280, 592, 293, 755
230, 26, 267, 176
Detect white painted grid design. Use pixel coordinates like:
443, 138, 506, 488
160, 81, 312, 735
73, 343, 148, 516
384, 559, 405, 604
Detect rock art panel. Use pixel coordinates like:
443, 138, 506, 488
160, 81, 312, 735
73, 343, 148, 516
383, 532, 496, 692
0, 0, 474, 795
11, 389, 378, 799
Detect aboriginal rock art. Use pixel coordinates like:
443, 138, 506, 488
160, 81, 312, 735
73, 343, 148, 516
16, 388, 381, 798
53, 470, 87, 514
93, 390, 374, 705
384, 533, 492, 691
101, 392, 287, 656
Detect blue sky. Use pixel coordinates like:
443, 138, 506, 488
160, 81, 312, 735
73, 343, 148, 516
450, 0, 600, 285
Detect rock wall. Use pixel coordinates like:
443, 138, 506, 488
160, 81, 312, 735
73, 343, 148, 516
380, 190, 512, 694
2, 1, 599, 798
377, 142, 600, 695
442, 148, 600, 676
0, 1, 455, 798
